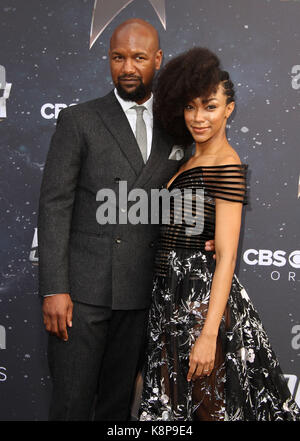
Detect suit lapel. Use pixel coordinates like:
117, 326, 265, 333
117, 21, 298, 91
95, 90, 144, 176
94, 90, 190, 188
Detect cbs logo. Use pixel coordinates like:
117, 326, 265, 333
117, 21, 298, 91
243, 249, 300, 268
0, 325, 7, 383
40, 103, 77, 119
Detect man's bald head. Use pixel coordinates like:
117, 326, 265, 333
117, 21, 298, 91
110, 18, 160, 52
108, 18, 163, 104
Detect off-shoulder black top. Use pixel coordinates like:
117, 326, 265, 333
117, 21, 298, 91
154, 164, 248, 276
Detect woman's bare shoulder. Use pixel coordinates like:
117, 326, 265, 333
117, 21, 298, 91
215, 146, 242, 166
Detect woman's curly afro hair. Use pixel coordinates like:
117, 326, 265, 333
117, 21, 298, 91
153, 47, 235, 146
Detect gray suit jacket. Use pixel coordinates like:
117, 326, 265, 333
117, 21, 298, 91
38, 90, 192, 309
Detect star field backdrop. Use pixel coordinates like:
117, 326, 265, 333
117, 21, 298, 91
0, 0, 299, 420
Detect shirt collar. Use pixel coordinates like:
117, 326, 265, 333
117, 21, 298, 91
114, 87, 153, 117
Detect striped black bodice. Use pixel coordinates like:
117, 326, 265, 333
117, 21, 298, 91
154, 164, 248, 276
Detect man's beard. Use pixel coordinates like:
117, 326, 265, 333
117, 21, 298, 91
116, 77, 150, 102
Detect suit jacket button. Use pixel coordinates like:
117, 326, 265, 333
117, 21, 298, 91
149, 241, 154, 248
115, 238, 121, 244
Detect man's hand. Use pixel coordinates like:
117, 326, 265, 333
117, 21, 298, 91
42, 294, 73, 341
204, 239, 215, 259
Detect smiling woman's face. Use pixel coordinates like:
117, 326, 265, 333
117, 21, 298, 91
183, 83, 235, 144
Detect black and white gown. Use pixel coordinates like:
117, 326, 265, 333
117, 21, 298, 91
139, 164, 300, 421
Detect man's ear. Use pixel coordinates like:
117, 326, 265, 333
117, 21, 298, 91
155, 49, 163, 70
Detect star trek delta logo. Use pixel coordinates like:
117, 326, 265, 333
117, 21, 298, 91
0, 65, 12, 120
90, 0, 166, 48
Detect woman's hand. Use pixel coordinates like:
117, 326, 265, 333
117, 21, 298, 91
187, 333, 217, 382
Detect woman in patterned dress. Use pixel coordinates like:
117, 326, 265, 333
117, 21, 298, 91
139, 47, 300, 421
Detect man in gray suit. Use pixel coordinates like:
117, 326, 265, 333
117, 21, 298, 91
38, 18, 214, 420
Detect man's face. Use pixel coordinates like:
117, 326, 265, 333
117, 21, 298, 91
109, 26, 162, 103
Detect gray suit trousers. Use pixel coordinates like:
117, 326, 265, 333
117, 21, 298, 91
47, 300, 148, 421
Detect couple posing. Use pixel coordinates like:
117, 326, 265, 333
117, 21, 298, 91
38, 18, 299, 421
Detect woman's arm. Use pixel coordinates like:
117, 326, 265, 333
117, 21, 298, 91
187, 159, 244, 382
202, 197, 243, 336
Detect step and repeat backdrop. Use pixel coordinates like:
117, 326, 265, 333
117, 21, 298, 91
0, 0, 299, 420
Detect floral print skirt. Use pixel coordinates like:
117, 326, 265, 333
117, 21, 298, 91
139, 249, 300, 421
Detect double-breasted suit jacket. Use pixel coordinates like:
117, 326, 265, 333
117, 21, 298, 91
38, 89, 192, 309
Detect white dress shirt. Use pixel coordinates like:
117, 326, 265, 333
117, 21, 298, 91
114, 88, 153, 161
